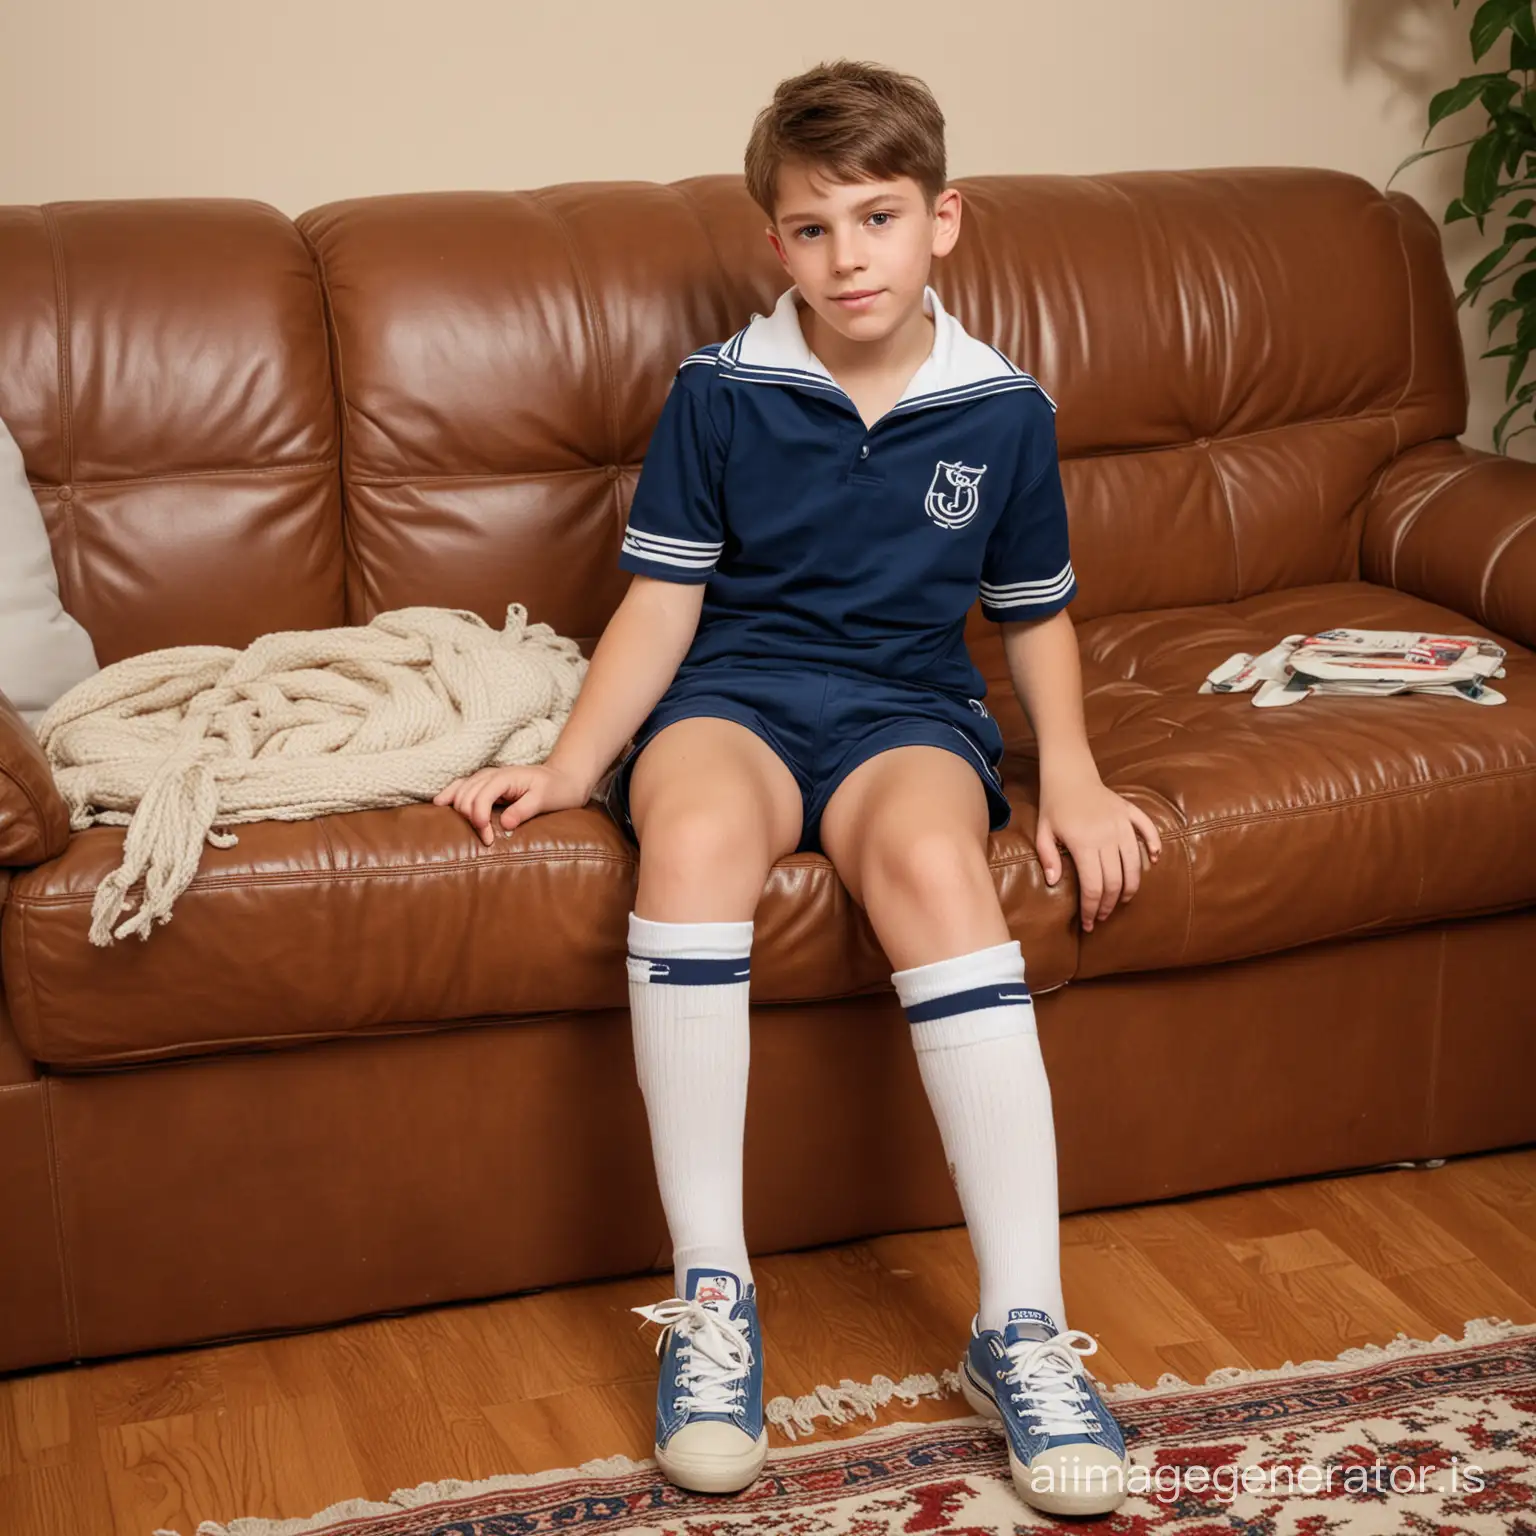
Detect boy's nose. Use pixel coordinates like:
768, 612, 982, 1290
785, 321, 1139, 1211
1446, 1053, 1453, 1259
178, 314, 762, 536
830, 234, 865, 272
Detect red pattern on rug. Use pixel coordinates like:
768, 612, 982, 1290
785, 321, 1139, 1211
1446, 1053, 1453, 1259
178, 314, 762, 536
156, 1318, 1536, 1536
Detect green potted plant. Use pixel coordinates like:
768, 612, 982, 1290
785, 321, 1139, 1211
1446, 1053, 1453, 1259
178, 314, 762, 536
1387, 0, 1536, 451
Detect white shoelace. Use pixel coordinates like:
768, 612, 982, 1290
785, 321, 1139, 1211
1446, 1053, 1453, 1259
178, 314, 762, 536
1003, 1328, 1105, 1437
632, 1296, 755, 1415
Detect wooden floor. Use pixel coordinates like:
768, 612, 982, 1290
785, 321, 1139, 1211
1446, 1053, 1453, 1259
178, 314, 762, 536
3, 1147, 1534, 1536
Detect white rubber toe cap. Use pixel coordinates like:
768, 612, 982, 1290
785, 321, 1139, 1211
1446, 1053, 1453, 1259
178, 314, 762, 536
1012, 1441, 1129, 1516
656, 1420, 769, 1494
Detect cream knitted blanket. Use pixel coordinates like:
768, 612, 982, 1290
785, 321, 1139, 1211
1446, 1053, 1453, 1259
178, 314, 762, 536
35, 603, 588, 948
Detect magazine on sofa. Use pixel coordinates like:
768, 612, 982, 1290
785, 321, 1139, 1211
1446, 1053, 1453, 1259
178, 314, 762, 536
1199, 627, 1509, 707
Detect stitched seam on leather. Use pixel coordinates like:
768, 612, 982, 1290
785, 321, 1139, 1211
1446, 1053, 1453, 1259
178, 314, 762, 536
39, 1082, 79, 1352
1206, 442, 1242, 600
1072, 407, 1401, 464
1175, 762, 1534, 835
40, 207, 73, 485
531, 190, 620, 473
316, 816, 338, 877
14, 898, 81, 1354
1386, 458, 1484, 587
54, 1016, 603, 1067
350, 463, 622, 489
1479, 507, 1536, 612
301, 225, 367, 623
40, 206, 84, 618
28, 459, 339, 492
1387, 194, 1416, 451
8, 883, 44, 1034
9, 831, 1197, 907
38, 1071, 81, 1357
1423, 927, 1446, 1150
346, 408, 1411, 488
9, 849, 637, 906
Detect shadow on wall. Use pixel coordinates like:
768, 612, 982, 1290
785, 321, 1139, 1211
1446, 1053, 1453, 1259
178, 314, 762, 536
1345, 0, 1530, 458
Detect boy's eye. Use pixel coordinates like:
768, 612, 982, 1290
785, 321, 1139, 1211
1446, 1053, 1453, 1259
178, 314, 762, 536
792, 212, 893, 241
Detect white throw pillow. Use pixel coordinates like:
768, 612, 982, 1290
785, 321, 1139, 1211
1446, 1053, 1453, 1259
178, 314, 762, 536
0, 414, 99, 733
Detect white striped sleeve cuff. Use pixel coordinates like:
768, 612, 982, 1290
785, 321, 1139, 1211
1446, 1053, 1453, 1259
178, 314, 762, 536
618, 525, 725, 582
978, 559, 1078, 621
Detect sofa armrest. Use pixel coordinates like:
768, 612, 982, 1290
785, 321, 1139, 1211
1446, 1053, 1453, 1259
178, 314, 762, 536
1360, 439, 1536, 649
0, 690, 69, 868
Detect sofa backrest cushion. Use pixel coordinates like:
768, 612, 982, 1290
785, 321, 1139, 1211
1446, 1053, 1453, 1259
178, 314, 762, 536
0, 171, 1466, 669
300, 169, 1465, 646
0, 201, 342, 666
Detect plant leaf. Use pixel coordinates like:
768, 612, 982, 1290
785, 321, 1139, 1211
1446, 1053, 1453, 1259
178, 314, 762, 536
1467, 237, 1521, 286
1471, 0, 1532, 61
1428, 73, 1510, 131
1505, 345, 1532, 398
1488, 295, 1524, 333
1387, 136, 1481, 188
1492, 381, 1535, 443
1481, 76, 1522, 113
1465, 129, 1509, 212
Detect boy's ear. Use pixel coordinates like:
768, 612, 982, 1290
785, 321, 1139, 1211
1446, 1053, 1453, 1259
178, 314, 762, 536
765, 224, 790, 270
931, 186, 962, 258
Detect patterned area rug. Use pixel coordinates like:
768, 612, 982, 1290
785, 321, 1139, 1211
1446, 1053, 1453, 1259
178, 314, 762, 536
154, 1316, 1536, 1536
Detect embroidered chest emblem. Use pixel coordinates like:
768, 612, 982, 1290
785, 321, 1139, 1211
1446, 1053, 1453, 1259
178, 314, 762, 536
924, 459, 988, 529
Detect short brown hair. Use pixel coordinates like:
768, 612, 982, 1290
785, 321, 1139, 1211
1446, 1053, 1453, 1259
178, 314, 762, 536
744, 60, 947, 220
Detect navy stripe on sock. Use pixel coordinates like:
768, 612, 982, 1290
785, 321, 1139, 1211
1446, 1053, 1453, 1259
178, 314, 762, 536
902, 981, 1032, 1023
628, 953, 752, 985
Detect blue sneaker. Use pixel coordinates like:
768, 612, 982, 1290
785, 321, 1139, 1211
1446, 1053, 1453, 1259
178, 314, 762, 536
631, 1266, 768, 1493
960, 1306, 1130, 1516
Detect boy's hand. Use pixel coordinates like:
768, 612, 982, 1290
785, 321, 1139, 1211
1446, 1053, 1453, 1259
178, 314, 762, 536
432, 763, 593, 846
1036, 775, 1161, 932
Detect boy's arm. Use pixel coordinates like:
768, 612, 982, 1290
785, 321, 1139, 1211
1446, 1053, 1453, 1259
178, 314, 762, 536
546, 358, 728, 794
545, 576, 705, 796
1000, 610, 1161, 926
982, 394, 1160, 922
1000, 612, 1098, 787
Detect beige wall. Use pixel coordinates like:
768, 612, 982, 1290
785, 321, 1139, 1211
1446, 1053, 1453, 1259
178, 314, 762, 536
0, 0, 1520, 454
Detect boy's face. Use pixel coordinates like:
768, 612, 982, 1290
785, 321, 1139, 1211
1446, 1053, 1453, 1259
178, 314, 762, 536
764, 161, 961, 344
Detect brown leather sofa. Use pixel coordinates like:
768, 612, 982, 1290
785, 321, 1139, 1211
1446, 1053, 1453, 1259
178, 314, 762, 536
1, 169, 1532, 1378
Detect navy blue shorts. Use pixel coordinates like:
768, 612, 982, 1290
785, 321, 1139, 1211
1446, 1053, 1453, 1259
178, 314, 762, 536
601, 661, 1012, 856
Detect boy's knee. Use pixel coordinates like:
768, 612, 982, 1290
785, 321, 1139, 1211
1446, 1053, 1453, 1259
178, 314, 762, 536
867, 825, 989, 902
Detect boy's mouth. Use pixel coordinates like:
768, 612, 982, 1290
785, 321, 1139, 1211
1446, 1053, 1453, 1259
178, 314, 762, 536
831, 289, 884, 310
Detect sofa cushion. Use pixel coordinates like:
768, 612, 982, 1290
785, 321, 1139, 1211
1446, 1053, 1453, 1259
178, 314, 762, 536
0, 202, 344, 667
1057, 581, 1535, 978
5, 582, 1528, 1069
0, 791, 1078, 1068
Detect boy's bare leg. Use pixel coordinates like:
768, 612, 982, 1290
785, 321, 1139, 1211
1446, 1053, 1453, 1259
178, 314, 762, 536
630, 716, 804, 921
626, 717, 804, 1293
820, 745, 1068, 1337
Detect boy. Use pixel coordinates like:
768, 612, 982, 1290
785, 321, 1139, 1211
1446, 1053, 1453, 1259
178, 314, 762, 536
434, 59, 1160, 1519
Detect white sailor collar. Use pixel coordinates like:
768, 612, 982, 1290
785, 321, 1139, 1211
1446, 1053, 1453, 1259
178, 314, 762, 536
717, 282, 1056, 415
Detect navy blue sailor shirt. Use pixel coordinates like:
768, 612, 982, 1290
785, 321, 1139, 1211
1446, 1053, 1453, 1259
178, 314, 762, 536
617, 282, 1077, 703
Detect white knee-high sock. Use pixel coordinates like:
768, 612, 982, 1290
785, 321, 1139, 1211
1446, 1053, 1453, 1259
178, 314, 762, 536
892, 939, 1067, 1338
627, 911, 755, 1297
